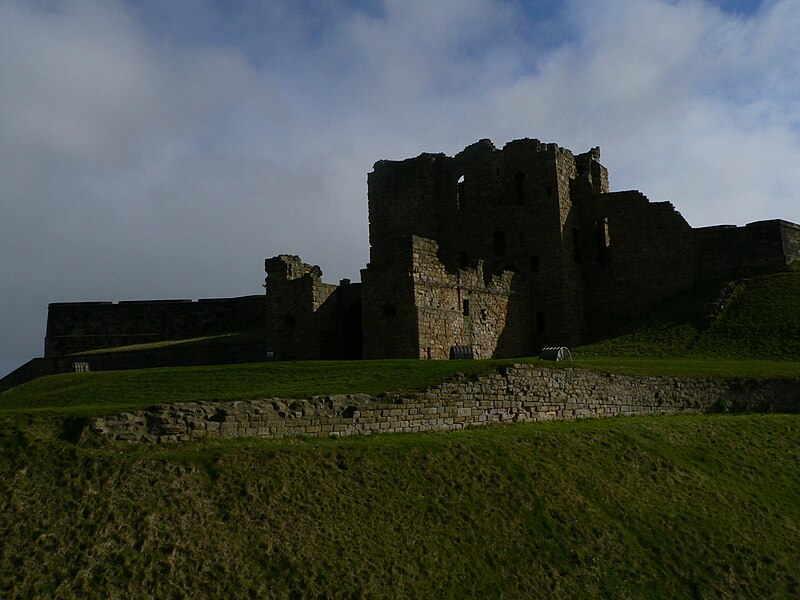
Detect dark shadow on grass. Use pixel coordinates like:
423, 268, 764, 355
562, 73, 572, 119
61, 416, 89, 443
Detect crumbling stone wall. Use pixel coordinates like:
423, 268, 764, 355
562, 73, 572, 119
264, 255, 363, 360
90, 364, 800, 443
410, 236, 527, 359
579, 192, 698, 337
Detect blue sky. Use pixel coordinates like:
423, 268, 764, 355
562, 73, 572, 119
1, 0, 799, 376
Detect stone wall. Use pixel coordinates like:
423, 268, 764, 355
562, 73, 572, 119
410, 236, 528, 359
0, 334, 268, 392
782, 220, 800, 262
90, 364, 800, 443
45, 295, 266, 357
264, 255, 364, 360
360, 237, 421, 359
579, 191, 698, 337
695, 220, 799, 280
362, 138, 613, 355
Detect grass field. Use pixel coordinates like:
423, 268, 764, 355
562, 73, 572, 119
3, 356, 800, 417
1, 414, 799, 599
2, 266, 798, 597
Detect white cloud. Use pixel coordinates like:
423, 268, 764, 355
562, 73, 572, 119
1, 0, 799, 375
482, 0, 800, 226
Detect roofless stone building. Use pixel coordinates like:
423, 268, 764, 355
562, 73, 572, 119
263, 137, 800, 361
3, 136, 799, 389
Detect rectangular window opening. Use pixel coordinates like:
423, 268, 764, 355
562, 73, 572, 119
530, 255, 540, 273
514, 173, 526, 205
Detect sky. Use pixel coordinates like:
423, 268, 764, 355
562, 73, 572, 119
1, 0, 798, 377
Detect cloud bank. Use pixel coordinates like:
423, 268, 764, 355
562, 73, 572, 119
1, 0, 798, 375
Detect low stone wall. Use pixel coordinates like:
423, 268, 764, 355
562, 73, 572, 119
90, 364, 800, 443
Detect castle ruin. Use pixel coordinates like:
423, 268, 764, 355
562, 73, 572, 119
262, 137, 800, 361
3, 136, 799, 389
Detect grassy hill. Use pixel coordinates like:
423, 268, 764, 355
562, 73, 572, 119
2, 414, 799, 598
576, 265, 800, 360
2, 266, 799, 597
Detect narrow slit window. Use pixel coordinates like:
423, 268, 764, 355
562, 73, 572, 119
492, 230, 506, 256
456, 175, 466, 210
462, 299, 470, 317
514, 173, 526, 204
595, 218, 611, 266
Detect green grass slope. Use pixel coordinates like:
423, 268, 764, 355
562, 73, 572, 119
577, 266, 800, 359
4, 357, 800, 417
2, 414, 799, 599
2, 267, 799, 597
0, 359, 502, 415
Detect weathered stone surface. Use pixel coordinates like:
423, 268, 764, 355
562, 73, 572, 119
91, 365, 800, 443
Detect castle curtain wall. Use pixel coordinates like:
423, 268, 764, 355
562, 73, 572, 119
578, 192, 697, 337
45, 296, 266, 357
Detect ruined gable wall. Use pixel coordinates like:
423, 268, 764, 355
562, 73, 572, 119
264, 256, 337, 360
579, 191, 697, 338
367, 153, 446, 265
361, 153, 445, 359
557, 149, 610, 347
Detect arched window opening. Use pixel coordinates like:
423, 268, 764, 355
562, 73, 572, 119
462, 299, 470, 317
456, 175, 466, 210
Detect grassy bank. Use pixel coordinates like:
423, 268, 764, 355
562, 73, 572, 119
2, 414, 799, 598
577, 266, 800, 359
3, 357, 800, 417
